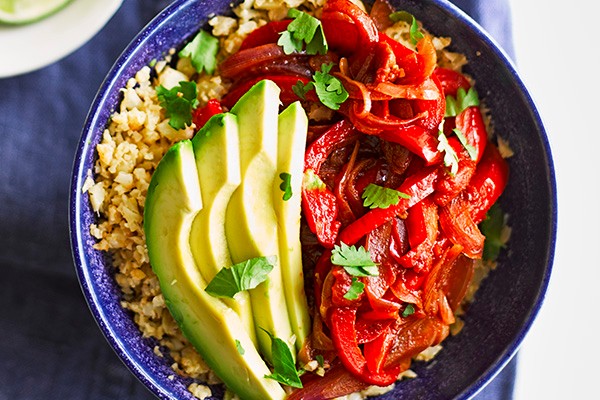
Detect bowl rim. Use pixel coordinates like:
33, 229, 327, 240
69, 0, 557, 399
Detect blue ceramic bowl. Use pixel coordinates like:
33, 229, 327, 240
70, 0, 556, 399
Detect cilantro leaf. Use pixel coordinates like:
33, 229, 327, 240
480, 204, 507, 261
331, 243, 379, 276
303, 169, 326, 190
343, 277, 365, 300
278, 9, 327, 55
437, 131, 459, 175
389, 11, 424, 45
279, 173, 293, 201
315, 354, 324, 367
178, 30, 219, 74
205, 256, 276, 298
293, 80, 314, 100
402, 303, 415, 317
445, 87, 480, 117
156, 81, 200, 130
362, 183, 410, 209
313, 63, 349, 110
262, 329, 303, 388
453, 128, 477, 160
235, 339, 245, 355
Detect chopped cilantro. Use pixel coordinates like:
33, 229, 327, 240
313, 63, 349, 110
331, 243, 379, 277
235, 339, 245, 355
453, 128, 477, 160
437, 131, 459, 175
178, 30, 219, 74
315, 354, 324, 367
156, 81, 200, 130
278, 9, 328, 55
262, 329, 303, 388
279, 172, 293, 201
303, 170, 326, 190
402, 303, 415, 317
389, 11, 424, 45
480, 204, 507, 261
343, 277, 365, 300
292, 80, 314, 100
362, 183, 410, 209
205, 256, 275, 298
445, 87, 480, 117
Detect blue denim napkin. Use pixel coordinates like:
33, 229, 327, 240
0, 0, 516, 398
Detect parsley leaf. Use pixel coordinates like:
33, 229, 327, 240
178, 30, 219, 74
343, 277, 365, 300
235, 339, 245, 355
480, 204, 507, 262
437, 131, 459, 175
313, 63, 349, 110
156, 81, 200, 130
389, 11, 424, 45
205, 256, 276, 298
303, 170, 326, 190
445, 87, 480, 117
292, 80, 314, 100
262, 329, 303, 388
402, 303, 415, 317
453, 128, 477, 160
362, 183, 410, 209
331, 243, 379, 276
279, 173, 293, 201
278, 9, 327, 55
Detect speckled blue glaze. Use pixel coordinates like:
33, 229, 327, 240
70, 0, 556, 399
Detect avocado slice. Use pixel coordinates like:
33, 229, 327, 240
190, 113, 256, 344
273, 102, 311, 352
144, 140, 286, 400
226, 80, 294, 362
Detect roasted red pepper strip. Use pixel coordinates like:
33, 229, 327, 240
379, 125, 442, 165
221, 75, 312, 109
192, 99, 223, 130
466, 143, 509, 224
302, 184, 341, 249
434, 67, 471, 97
305, 119, 359, 172
455, 106, 488, 164
239, 20, 291, 50
439, 194, 485, 259
338, 166, 439, 245
363, 324, 396, 374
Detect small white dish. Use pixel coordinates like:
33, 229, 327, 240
0, 0, 123, 78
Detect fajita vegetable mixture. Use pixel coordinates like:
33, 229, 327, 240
85, 0, 511, 399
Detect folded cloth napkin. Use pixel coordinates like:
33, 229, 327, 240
0, 0, 516, 398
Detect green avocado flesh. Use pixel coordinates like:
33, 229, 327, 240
144, 80, 311, 399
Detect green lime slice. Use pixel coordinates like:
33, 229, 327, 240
0, 0, 74, 25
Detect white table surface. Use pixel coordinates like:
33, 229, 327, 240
508, 0, 600, 398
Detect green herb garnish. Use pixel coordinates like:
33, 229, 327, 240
362, 183, 410, 209
235, 339, 245, 355
279, 172, 293, 201
156, 81, 200, 130
315, 354, 325, 367
437, 131, 459, 175
402, 303, 415, 317
178, 30, 219, 74
480, 204, 507, 261
453, 128, 477, 160
343, 277, 365, 300
331, 243, 379, 277
313, 63, 349, 110
292, 80, 313, 100
445, 87, 480, 117
262, 329, 303, 388
278, 9, 328, 55
389, 11, 424, 45
205, 256, 276, 298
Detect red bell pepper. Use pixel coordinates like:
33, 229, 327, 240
192, 99, 222, 130
305, 119, 359, 172
338, 166, 439, 245
221, 75, 312, 109
379, 125, 442, 165
302, 184, 341, 249
455, 105, 488, 164
363, 324, 396, 374
239, 20, 291, 50
434, 67, 471, 97
466, 143, 509, 224
438, 194, 485, 259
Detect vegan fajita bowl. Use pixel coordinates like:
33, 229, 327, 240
71, 0, 555, 399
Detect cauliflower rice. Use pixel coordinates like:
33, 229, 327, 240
84, 0, 507, 398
